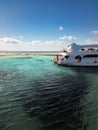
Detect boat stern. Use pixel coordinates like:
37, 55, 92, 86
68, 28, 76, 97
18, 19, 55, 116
53, 55, 64, 65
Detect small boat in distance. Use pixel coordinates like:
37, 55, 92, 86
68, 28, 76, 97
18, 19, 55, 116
54, 43, 98, 66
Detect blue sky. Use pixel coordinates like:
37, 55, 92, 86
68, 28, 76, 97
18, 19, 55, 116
0, 0, 98, 51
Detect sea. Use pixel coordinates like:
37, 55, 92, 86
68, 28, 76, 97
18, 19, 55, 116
0, 56, 98, 130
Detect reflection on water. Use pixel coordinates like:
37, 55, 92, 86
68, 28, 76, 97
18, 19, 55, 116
22, 72, 89, 130
0, 56, 98, 130
70, 67, 98, 74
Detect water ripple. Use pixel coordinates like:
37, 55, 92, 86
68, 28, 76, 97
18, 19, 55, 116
0, 57, 98, 130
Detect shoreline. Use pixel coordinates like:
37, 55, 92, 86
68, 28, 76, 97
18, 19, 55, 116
0, 51, 60, 56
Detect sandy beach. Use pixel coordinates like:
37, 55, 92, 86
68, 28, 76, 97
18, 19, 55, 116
0, 51, 59, 56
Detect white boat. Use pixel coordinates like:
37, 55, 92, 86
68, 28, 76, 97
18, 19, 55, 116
54, 43, 98, 66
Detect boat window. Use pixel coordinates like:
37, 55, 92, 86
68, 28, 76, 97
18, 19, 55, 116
80, 48, 98, 52
83, 54, 98, 57
88, 48, 95, 51
81, 48, 85, 52
75, 55, 81, 59
65, 55, 69, 59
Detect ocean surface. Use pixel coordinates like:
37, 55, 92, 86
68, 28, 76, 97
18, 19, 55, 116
0, 56, 98, 130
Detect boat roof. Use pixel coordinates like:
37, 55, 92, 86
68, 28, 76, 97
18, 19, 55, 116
61, 43, 98, 55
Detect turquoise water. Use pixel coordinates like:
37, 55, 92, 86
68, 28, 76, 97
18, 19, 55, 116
0, 56, 98, 130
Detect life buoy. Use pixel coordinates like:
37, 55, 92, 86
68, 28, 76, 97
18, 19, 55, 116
77, 59, 81, 63
93, 60, 97, 63
75, 55, 81, 63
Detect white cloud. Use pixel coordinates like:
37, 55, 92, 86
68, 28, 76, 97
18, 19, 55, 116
31, 40, 66, 51
0, 37, 21, 44
59, 35, 77, 41
59, 36, 67, 40
91, 30, 98, 34
32, 40, 41, 44
67, 36, 77, 41
0, 37, 67, 51
85, 38, 98, 45
59, 26, 64, 31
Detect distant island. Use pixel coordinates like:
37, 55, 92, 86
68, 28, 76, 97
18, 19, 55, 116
0, 51, 59, 56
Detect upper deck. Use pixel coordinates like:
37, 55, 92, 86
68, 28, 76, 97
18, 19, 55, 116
61, 43, 98, 55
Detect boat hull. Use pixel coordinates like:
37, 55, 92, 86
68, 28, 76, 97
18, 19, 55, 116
54, 57, 98, 67
59, 60, 98, 67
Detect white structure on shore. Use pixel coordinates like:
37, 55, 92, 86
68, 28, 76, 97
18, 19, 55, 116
54, 43, 98, 66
